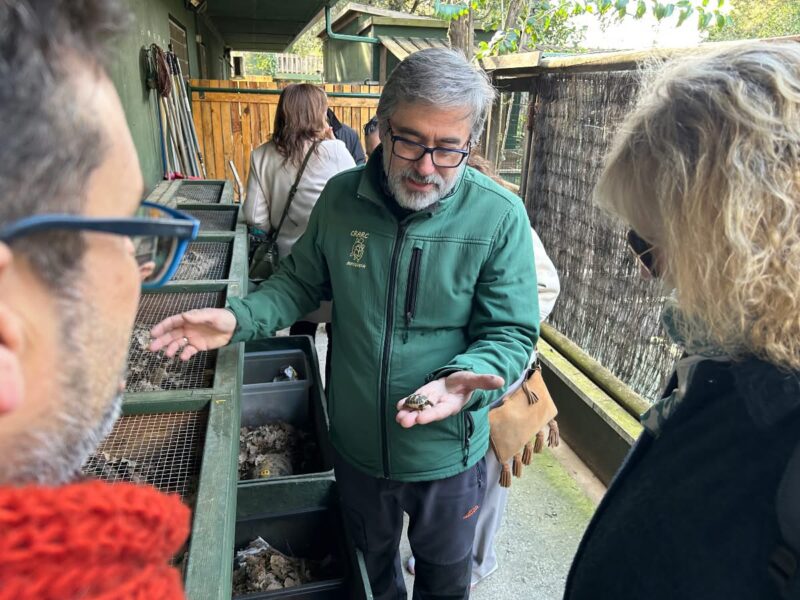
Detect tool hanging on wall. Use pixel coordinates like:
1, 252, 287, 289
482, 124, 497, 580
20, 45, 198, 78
169, 50, 207, 178
228, 160, 243, 202
145, 44, 205, 180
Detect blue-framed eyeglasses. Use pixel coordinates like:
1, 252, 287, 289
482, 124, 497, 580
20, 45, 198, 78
387, 121, 471, 168
0, 201, 200, 288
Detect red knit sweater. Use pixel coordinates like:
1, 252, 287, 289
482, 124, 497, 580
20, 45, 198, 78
0, 480, 190, 599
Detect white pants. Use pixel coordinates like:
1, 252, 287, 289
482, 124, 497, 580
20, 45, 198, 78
471, 368, 528, 584
471, 448, 509, 584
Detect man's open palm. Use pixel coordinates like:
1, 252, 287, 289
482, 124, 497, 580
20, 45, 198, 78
395, 371, 505, 428
148, 308, 236, 361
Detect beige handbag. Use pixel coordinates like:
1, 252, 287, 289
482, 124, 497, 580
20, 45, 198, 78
488, 360, 560, 487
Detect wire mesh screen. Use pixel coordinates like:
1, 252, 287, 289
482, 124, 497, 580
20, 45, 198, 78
176, 181, 224, 204
173, 241, 233, 281
526, 71, 680, 401
493, 91, 532, 188
183, 208, 238, 231
82, 410, 207, 503
127, 291, 225, 392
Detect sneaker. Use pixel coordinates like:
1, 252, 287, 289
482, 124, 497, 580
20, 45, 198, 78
470, 562, 499, 588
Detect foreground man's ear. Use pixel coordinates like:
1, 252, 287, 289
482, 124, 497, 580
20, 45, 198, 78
0, 243, 24, 414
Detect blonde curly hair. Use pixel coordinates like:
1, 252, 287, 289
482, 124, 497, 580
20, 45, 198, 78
596, 41, 800, 369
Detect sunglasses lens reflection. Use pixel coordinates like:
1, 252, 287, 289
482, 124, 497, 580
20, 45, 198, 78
133, 235, 177, 284
133, 204, 179, 285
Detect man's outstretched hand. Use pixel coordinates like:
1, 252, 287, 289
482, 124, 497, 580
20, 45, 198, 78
148, 308, 237, 361
395, 371, 505, 428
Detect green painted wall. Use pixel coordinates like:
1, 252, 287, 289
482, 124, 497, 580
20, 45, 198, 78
324, 37, 374, 83
107, 0, 228, 191
371, 24, 449, 38
198, 16, 229, 80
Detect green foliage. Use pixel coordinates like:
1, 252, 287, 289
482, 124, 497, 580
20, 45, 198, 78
289, 31, 323, 57
476, 1, 588, 56
434, 0, 470, 19
293, 0, 766, 62
430, 0, 733, 57
707, 0, 800, 41
243, 53, 277, 76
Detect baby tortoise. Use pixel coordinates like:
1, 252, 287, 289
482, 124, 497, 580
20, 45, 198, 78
402, 393, 433, 411
250, 453, 293, 480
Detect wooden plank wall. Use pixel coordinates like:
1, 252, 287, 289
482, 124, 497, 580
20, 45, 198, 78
190, 80, 381, 199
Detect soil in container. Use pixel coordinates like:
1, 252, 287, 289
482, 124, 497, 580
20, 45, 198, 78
239, 422, 320, 480
232, 537, 338, 594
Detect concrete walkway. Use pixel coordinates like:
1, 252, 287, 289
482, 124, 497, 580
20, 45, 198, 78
400, 442, 603, 600
295, 326, 605, 600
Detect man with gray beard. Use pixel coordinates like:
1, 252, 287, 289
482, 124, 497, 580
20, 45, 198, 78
0, 2, 198, 597
151, 47, 539, 600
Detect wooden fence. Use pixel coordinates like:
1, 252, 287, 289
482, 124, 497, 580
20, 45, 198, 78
275, 54, 323, 75
189, 80, 381, 197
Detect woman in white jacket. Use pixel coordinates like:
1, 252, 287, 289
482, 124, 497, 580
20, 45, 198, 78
243, 84, 355, 348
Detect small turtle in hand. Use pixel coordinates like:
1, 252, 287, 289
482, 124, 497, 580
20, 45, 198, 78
402, 393, 433, 411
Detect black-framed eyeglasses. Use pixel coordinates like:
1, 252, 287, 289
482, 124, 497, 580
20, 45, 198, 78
626, 229, 659, 277
0, 201, 200, 288
387, 121, 470, 168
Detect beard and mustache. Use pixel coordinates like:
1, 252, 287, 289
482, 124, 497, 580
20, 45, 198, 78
0, 292, 127, 486
383, 148, 466, 211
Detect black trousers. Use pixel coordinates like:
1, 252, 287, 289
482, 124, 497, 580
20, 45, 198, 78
288, 321, 332, 387
334, 451, 486, 600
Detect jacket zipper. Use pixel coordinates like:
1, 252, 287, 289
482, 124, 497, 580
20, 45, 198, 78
379, 222, 407, 478
463, 411, 475, 466
403, 247, 423, 343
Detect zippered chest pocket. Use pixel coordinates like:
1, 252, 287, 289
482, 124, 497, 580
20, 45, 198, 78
400, 240, 486, 332
404, 246, 422, 332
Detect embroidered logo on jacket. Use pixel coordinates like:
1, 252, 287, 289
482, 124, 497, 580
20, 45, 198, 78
347, 230, 369, 269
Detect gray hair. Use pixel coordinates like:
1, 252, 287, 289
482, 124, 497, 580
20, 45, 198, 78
0, 0, 128, 287
376, 48, 496, 143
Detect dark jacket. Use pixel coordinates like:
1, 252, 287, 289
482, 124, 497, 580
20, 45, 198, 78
328, 109, 366, 165
334, 124, 365, 165
228, 150, 539, 481
564, 358, 800, 599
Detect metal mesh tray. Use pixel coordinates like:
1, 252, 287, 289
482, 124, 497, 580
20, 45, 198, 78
81, 409, 208, 504
182, 207, 238, 232
173, 241, 233, 281
127, 290, 225, 392
176, 181, 224, 204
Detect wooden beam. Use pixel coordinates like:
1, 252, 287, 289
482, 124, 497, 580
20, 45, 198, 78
481, 51, 542, 73
192, 92, 378, 108
370, 16, 449, 28
486, 36, 800, 79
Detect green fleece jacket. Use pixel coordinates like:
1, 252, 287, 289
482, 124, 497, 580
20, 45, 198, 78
228, 151, 539, 481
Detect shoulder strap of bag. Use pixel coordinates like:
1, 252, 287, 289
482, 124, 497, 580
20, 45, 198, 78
770, 438, 800, 598
272, 140, 320, 238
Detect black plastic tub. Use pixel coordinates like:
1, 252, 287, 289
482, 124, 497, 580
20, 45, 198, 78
239, 382, 332, 482
233, 507, 345, 599
243, 350, 309, 385
233, 485, 372, 600
238, 344, 333, 485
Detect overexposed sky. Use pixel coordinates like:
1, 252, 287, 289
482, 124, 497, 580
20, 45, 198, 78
575, 11, 706, 50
